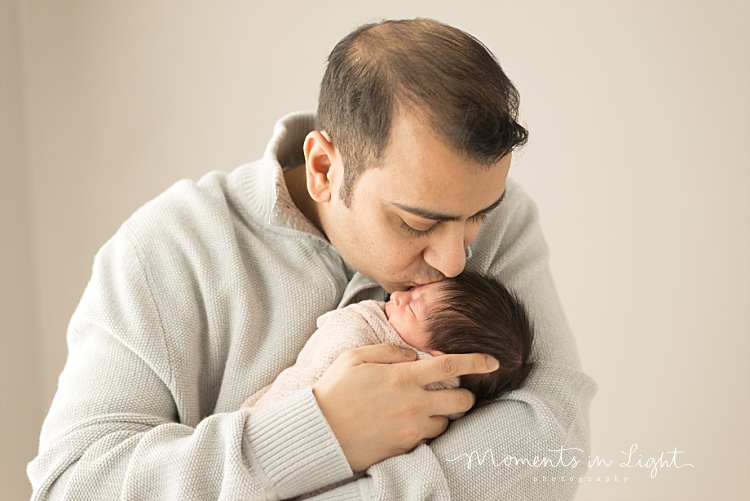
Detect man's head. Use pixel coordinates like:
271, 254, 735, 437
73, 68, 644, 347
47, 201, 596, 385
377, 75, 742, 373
303, 19, 526, 292
317, 18, 528, 206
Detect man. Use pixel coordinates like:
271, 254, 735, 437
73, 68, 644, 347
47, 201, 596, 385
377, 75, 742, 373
29, 19, 596, 500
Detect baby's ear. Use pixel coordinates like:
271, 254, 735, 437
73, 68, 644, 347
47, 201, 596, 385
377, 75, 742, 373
427, 349, 446, 357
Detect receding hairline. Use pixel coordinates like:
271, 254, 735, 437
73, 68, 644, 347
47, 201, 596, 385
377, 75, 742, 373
349, 18, 459, 52
318, 17, 528, 205
346, 20, 474, 112
341, 19, 515, 163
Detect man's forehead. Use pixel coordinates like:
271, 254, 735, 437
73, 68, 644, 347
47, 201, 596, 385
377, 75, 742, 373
352, 137, 511, 215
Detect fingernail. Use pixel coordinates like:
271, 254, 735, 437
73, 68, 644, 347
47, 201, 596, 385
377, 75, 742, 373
486, 356, 500, 371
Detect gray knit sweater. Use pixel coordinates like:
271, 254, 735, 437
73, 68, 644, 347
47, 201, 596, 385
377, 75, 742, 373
28, 112, 597, 500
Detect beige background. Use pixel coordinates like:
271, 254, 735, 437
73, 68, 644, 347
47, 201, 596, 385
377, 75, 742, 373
2, 1, 748, 499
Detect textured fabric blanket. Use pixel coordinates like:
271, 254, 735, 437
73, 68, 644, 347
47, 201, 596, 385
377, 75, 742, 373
243, 300, 459, 412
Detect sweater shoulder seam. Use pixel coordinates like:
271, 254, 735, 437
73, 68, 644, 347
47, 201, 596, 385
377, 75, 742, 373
119, 226, 175, 390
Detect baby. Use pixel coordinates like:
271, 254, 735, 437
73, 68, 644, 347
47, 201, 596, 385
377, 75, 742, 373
242, 271, 534, 412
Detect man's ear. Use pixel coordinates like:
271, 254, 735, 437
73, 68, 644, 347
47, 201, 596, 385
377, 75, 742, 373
303, 131, 337, 203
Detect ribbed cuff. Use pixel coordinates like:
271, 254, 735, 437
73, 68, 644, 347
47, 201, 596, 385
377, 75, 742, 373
246, 387, 353, 499
307, 479, 364, 500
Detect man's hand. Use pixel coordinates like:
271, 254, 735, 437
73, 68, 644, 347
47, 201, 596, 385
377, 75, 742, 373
311, 343, 500, 473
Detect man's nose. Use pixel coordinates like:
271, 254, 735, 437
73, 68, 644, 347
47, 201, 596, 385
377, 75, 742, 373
423, 229, 466, 279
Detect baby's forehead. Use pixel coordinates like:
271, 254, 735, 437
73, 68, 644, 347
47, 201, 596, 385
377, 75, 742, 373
423, 280, 453, 306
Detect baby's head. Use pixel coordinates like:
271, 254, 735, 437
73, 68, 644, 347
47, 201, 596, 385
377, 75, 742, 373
385, 271, 534, 402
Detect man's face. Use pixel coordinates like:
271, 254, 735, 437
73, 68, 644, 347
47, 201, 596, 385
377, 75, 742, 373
319, 109, 511, 293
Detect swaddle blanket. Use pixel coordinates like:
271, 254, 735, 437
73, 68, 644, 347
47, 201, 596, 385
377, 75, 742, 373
242, 300, 459, 412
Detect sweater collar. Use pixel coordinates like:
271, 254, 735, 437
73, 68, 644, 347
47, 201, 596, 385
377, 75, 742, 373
238, 111, 386, 302
238, 111, 324, 237
265, 111, 321, 234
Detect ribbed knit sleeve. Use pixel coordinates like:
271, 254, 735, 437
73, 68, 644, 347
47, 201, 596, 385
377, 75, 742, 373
246, 389, 352, 499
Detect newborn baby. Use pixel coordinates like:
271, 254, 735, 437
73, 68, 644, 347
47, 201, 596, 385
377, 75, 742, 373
242, 271, 534, 412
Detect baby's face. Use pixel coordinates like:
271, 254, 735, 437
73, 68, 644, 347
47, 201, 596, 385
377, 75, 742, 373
384, 281, 445, 356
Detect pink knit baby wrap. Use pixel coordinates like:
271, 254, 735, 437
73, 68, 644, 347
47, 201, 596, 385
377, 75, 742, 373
242, 299, 459, 412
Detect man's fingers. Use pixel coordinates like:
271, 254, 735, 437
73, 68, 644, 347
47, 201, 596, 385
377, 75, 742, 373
335, 343, 417, 367
423, 416, 450, 441
412, 353, 499, 387
428, 387, 476, 416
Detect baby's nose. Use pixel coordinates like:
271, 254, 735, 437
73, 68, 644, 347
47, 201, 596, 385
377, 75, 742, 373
390, 290, 408, 305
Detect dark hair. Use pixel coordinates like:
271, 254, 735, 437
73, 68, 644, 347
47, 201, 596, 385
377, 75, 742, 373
317, 18, 529, 206
425, 271, 534, 402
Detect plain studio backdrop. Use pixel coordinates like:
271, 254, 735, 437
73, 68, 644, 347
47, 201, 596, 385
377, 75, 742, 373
1, 1, 748, 499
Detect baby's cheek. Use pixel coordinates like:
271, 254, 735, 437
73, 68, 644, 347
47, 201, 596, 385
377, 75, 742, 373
409, 326, 434, 352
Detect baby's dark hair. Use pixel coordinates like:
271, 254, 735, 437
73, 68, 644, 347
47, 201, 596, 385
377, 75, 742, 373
425, 271, 534, 402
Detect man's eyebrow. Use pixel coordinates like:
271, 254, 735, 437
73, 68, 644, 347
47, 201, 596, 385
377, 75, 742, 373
391, 189, 506, 222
